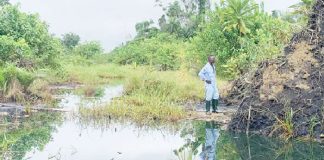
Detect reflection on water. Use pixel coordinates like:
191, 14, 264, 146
24, 119, 184, 160
232, 133, 324, 160
59, 85, 123, 111
174, 121, 220, 160
199, 122, 219, 160
0, 85, 323, 160
1, 116, 324, 160
0, 112, 63, 160
175, 121, 324, 160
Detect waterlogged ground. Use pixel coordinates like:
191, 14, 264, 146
0, 85, 323, 160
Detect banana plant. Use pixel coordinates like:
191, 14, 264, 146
218, 0, 258, 35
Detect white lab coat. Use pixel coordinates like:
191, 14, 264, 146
198, 63, 219, 101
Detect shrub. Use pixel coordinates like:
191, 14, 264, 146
0, 65, 34, 101
188, 7, 293, 79
73, 41, 103, 59
0, 35, 32, 65
0, 5, 63, 68
109, 33, 184, 71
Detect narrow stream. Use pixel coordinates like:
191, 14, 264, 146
0, 85, 323, 160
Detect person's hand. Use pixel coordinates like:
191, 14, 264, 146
205, 80, 211, 84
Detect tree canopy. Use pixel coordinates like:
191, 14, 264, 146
0, 5, 62, 68
61, 32, 80, 50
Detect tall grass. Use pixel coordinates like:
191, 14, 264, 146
0, 65, 34, 102
62, 64, 125, 85
59, 61, 229, 123
271, 107, 295, 140
79, 66, 205, 123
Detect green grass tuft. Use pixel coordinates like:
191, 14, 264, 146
79, 66, 205, 123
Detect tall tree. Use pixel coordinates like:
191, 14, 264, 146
73, 41, 103, 59
198, 0, 210, 16
166, 1, 183, 34
156, 0, 211, 38
0, 5, 62, 67
61, 33, 80, 50
135, 20, 159, 38
158, 15, 167, 32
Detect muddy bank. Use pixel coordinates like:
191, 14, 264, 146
185, 101, 238, 129
226, 0, 324, 139
0, 83, 82, 107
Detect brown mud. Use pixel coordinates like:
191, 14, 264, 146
185, 101, 238, 129
226, 0, 324, 139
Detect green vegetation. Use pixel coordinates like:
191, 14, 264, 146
109, 0, 300, 79
62, 63, 123, 85
0, 0, 316, 122
271, 107, 296, 140
61, 32, 80, 50
0, 2, 107, 102
0, 5, 62, 68
232, 133, 324, 160
0, 112, 63, 160
289, 0, 316, 24
0, 4, 62, 102
175, 121, 324, 160
0, 65, 34, 102
79, 66, 204, 122
190, 4, 293, 78
73, 41, 103, 59
89, 0, 313, 122
0, 0, 322, 159
109, 33, 185, 71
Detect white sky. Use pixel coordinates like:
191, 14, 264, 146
10, 0, 300, 51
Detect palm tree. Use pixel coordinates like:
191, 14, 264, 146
289, 0, 314, 16
219, 0, 258, 35
289, 0, 315, 23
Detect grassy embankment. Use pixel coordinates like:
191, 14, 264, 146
60, 63, 229, 123
0, 56, 229, 123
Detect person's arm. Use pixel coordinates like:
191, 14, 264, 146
198, 66, 211, 84
214, 65, 218, 84
198, 66, 206, 81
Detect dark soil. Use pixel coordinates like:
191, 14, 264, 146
226, 0, 324, 139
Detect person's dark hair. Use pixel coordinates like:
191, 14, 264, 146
208, 55, 215, 59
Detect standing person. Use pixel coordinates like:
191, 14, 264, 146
198, 55, 219, 114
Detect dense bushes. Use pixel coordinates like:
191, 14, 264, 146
0, 35, 32, 65
108, 0, 297, 79
0, 5, 63, 68
0, 4, 63, 101
188, 2, 294, 78
72, 41, 103, 59
0, 65, 34, 101
109, 33, 184, 70
0, 0, 307, 104
194, 0, 295, 78
0, 4, 107, 102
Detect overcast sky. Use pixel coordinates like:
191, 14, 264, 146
10, 0, 300, 51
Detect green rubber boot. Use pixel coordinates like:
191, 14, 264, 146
205, 100, 211, 113
212, 99, 219, 113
